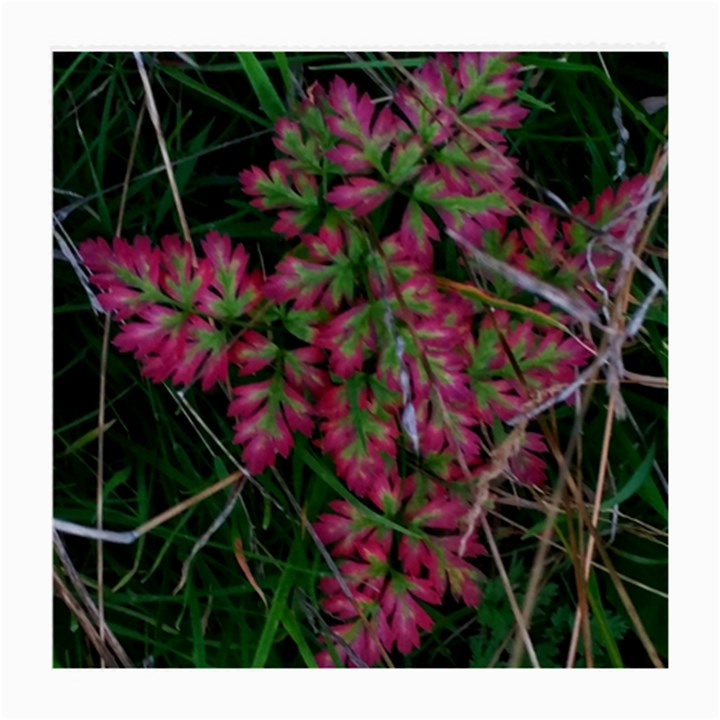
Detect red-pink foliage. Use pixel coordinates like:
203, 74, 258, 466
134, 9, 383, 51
77, 52, 645, 667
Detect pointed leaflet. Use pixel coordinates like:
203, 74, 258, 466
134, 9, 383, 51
394, 59, 455, 147
325, 76, 400, 165
79, 235, 164, 319
272, 117, 322, 174
398, 200, 439, 269
229, 336, 326, 473
263, 223, 356, 312
326, 177, 390, 218
239, 159, 320, 238
228, 374, 313, 474
318, 374, 399, 497
468, 309, 592, 424
196, 231, 262, 320
316, 301, 376, 378
315, 498, 391, 559
377, 575, 440, 654
79, 232, 263, 391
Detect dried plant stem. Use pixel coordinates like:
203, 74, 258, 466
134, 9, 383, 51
480, 515, 540, 667
508, 378, 596, 667
133, 51, 193, 250
90, 102, 148, 667
53, 530, 133, 667
173, 478, 246, 595
566, 393, 616, 667
586, 521, 665, 668
96, 314, 111, 667
115, 100, 146, 239
487, 506, 667, 598
54, 471, 246, 544
53, 571, 119, 668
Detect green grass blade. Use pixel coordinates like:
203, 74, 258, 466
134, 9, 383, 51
53, 52, 88, 95
281, 607, 318, 668
236, 52, 286, 123
272, 52, 293, 101
251, 537, 302, 668
188, 583, 208, 667
601, 444, 656, 510
158, 66, 269, 127
586, 571, 624, 668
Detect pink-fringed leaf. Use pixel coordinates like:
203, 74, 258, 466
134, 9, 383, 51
325, 77, 400, 157
228, 375, 313, 474
326, 143, 374, 174
239, 161, 319, 238
79, 236, 164, 319
405, 490, 469, 531
508, 432, 549, 485
469, 310, 592, 422
434, 535, 484, 606
283, 346, 329, 397
314, 499, 381, 558
273, 117, 321, 173
231, 330, 278, 375
196, 232, 262, 320
270, 210, 307, 238
316, 302, 375, 378
398, 535, 437, 579
94, 286, 144, 318
318, 379, 399, 497
387, 138, 425, 186
263, 233, 355, 313
378, 578, 439, 654
394, 59, 454, 147
166, 316, 234, 391
587, 174, 648, 233
413, 395, 482, 464
326, 177, 390, 217
398, 200, 439, 269
113, 305, 183, 358
326, 76, 374, 144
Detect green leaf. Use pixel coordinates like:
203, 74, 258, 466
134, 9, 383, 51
158, 66, 268, 126
104, 465, 132, 497
251, 537, 302, 668
586, 571, 624, 668
283, 307, 328, 343
432, 191, 505, 216
237, 52, 286, 123
281, 607, 318, 668
515, 89, 556, 113
58, 419, 117, 457
272, 52, 293, 100
388, 139, 424, 185
601, 444, 656, 510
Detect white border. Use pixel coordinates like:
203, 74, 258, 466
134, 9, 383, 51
1, 1, 719, 719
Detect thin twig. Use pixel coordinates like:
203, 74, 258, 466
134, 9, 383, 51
53, 530, 133, 667
173, 478, 246, 595
96, 314, 111, 666
53, 571, 119, 668
115, 101, 146, 238
480, 516, 540, 667
54, 471, 246, 544
566, 393, 616, 667
133, 51, 193, 251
